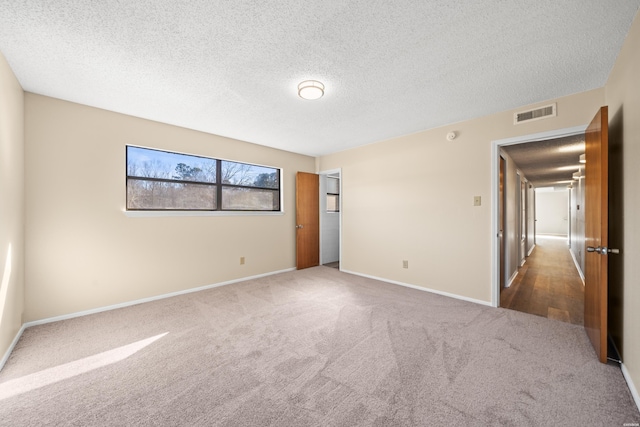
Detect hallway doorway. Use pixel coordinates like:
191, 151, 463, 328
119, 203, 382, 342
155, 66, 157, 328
491, 125, 587, 309
492, 126, 588, 326
493, 109, 614, 361
319, 169, 341, 269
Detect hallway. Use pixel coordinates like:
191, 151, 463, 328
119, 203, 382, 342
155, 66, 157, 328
500, 235, 584, 325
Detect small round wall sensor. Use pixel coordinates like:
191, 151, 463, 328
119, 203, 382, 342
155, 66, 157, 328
446, 131, 457, 141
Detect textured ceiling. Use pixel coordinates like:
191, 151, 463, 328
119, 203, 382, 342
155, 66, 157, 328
0, 1, 639, 156
502, 134, 585, 189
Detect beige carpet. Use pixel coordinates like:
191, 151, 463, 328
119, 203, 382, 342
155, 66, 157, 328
1, 267, 638, 426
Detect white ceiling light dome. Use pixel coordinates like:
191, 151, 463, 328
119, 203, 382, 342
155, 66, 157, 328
298, 80, 325, 100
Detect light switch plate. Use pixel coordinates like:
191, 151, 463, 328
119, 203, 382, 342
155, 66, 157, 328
474, 196, 481, 206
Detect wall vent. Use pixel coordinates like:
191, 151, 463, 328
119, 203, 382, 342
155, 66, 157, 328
514, 103, 556, 125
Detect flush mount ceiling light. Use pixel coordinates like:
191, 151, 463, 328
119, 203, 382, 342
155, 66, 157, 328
298, 80, 324, 100
557, 164, 582, 171
579, 153, 586, 163
558, 143, 586, 153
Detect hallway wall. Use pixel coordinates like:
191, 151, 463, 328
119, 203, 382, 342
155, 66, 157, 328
526, 183, 536, 254
499, 150, 525, 286
536, 189, 569, 236
569, 171, 586, 275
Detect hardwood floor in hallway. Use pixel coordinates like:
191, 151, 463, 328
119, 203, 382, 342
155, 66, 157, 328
500, 235, 584, 325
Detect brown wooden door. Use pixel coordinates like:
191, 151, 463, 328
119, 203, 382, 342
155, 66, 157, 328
296, 172, 319, 269
584, 106, 609, 363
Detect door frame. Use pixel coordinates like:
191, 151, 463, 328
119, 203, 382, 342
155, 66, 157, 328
491, 125, 587, 307
319, 168, 342, 268
499, 155, 506, 290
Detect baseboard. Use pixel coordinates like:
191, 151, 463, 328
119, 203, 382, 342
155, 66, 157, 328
341, 269, 492, 307
527, 244, 536, 256
0, 323, 27, 372
621, 363, 640, 413
23, 268, 296, 329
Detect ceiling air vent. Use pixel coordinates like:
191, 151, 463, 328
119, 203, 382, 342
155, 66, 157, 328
514, 103, 556, 125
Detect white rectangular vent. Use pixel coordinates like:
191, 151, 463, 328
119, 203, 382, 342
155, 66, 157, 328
514, 103, 556, 125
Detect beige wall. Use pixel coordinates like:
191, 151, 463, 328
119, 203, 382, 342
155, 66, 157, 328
536, 190, 569, 236
24, 94, 315, 321
605, 9, 640, 404
0, 52, 25, 359
319, 88, 604, 303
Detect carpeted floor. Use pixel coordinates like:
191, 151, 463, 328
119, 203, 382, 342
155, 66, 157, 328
1, 267, 638, 426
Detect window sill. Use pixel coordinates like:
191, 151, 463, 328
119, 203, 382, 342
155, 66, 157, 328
123, 210, 284, 218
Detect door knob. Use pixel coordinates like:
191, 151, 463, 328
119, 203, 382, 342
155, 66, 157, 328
296, 224, 304, 229
587, 246, 620, 255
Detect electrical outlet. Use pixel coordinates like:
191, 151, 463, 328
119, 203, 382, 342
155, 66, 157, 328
402, 260, 408, 269
474, 196, 481, 206
240, 257, 245, 265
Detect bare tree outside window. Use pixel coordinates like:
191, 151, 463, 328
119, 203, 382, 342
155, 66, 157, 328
126, 146, 280, 212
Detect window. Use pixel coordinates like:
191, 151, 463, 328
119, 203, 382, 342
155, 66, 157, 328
126, 146, 280, 212
326, 176, 340, 212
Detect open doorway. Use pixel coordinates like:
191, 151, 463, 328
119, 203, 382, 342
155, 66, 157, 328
492, 126, 587, 325
319, 169, 341, 269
